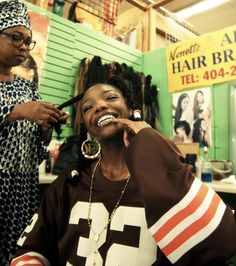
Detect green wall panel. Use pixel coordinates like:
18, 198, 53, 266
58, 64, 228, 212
43, 63, 72, 75
74, 26, 142, 71
41, 71, 71, 84
49, 28, 74, 41
46, 42, 74, 55
39, 85, 70, 97
44, 55, 72, 68
40, 79, 71, 92
142, 48, 172, 138
212, 83, 229, 160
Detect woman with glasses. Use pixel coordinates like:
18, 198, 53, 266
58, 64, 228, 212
0, 1, 67, 264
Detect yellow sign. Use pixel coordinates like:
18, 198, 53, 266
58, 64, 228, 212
166, 25, 236, 92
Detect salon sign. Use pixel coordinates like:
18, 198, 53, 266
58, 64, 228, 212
166, 25, 236, 92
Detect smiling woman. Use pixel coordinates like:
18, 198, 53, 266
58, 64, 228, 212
11, 75, 236, 266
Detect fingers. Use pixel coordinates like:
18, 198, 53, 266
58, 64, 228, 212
114, 118, 151, 134
42, 104, 68, 124
32, 101, 68, 129
43, 104, 61, 120
113, 118, 151, 148
58, 113, 69, 124
20, 101, 69, 128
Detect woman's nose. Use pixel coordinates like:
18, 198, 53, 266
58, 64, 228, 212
19, 42, 28, 51
94, 101, 108, 113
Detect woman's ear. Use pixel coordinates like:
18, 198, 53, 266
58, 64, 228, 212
129, 109, 133, 117
80, 115, 85, 123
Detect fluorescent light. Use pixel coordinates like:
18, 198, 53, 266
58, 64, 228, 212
176, 0, 231, 19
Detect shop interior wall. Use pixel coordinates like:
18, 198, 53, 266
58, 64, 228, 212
26, 2, 142, 139
25, 2, 231, 162
25, 2, 236, 212
142, 49, 230, 162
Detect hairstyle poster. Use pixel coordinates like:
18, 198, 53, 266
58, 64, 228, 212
172, 87, 212, 148
12, 11, 50, 86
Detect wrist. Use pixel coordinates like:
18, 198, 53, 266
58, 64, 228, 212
5, 104, 22, 122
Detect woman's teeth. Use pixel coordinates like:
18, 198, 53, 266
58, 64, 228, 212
97, 114, 115, 127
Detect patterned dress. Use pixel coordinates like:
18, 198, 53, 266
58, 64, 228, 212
0, 77, 47, 265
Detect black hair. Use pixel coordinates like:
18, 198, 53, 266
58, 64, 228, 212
174, 120, 191, 136
85, 56, 106, 89
192, 118, 204, 142
193, 90, 204, 120
106, 75, 134, 109
174, 93, 189, 125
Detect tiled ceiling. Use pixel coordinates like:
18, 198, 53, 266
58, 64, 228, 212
119, 0, 236, 34
164, 0, 236, 34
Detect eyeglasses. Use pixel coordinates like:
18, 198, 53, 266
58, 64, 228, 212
0, 32, 36, 51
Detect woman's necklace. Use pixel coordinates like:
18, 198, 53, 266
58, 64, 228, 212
87, 158, 131, 265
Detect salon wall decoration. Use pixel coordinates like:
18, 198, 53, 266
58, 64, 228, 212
172, 87, 212, 148
166, 25, 236, 92
12, 11, 50, 86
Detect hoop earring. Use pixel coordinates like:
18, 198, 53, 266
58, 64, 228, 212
81, 133, 101, 159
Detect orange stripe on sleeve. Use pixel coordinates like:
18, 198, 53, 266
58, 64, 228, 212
11, 255, 44, 266
153, 184, 208, 242
163, 193, 221, 256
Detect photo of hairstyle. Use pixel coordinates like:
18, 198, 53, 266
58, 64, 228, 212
174, 93, 190, 125
172, 87, 212, 147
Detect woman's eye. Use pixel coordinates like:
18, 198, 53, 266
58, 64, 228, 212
12, 34, 23, 41
25, 38, 33, 45
82, 105, 92, 113
107, 94, 119, 101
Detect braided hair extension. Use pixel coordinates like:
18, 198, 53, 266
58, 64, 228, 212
150, 84, 160, 130
74, 58, 90, 134
127, 66, 143, 110
85, 56, 106, 89
75, 58, 89, 97
143, 75, 152, 125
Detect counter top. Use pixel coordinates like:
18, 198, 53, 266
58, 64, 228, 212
39, 173, 236, 194
204, 180, 236, 194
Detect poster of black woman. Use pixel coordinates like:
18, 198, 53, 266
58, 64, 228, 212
172, 87, 212, 148
166, 25, 236, 92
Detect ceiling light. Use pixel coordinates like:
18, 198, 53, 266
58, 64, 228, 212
142, 0, 156, 4
176, 0, 231, 19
